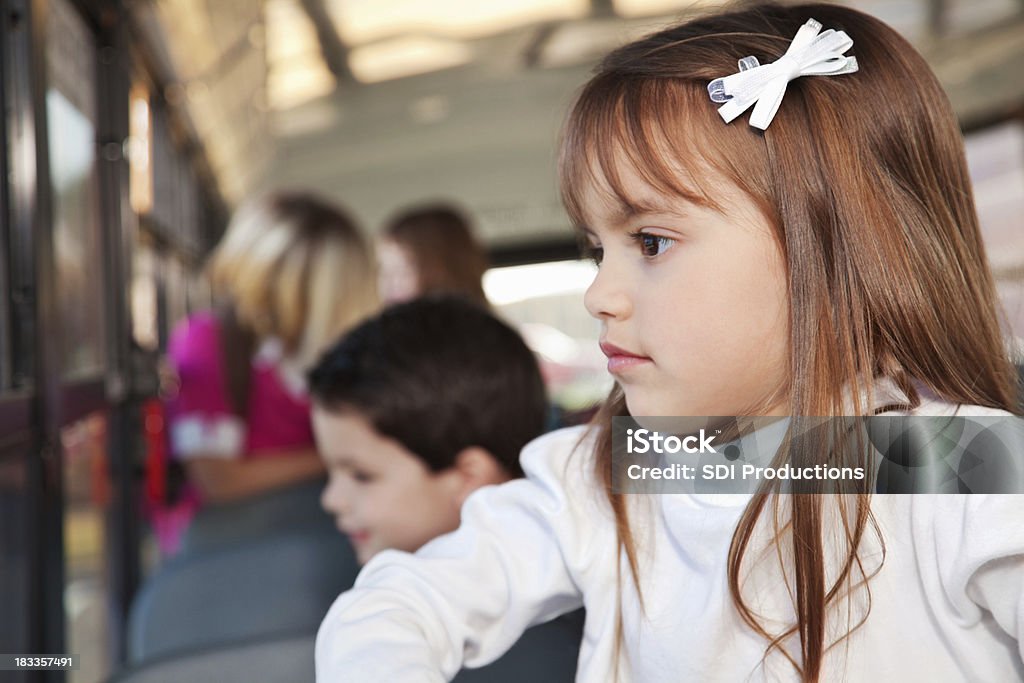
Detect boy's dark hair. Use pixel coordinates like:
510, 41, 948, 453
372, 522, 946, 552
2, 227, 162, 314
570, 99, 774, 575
308, 297, 546, 476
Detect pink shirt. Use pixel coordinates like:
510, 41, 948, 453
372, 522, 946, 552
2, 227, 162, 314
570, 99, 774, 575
167, 312, 315, 460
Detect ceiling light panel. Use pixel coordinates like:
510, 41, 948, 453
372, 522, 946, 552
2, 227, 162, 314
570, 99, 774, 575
266, 0, 321, 63
327, 0, 589, 43
612, 0, 707, 19
265, 0, 336, 109
348, 36, 472, 83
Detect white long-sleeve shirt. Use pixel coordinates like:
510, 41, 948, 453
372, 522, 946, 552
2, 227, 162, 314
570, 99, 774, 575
316, 402, 1024, 682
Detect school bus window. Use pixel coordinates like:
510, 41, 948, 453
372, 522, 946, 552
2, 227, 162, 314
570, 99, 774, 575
164, 257, 189, 337
484, 259, 611, 420
131, 240, 159, 353
129, 84, 154, 216
46, 0, 106, 379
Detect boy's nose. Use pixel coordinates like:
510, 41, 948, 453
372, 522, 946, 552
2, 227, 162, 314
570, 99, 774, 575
584, 261, 631, 321
320, 478, 349, 516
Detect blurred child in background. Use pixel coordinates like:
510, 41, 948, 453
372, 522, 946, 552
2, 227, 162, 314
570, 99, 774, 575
377, 204, 489, 306
166, 192, 377, 507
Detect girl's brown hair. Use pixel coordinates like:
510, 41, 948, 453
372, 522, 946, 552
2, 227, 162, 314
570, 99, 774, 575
559, 2, 1018, 679
382, 204, 489, 305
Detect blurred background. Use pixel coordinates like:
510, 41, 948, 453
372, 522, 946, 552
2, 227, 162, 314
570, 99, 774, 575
0, 1, 1021, 682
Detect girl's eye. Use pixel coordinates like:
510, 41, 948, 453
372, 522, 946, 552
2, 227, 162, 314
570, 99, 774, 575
584, 244, 604, 266
632, 232, 675, 258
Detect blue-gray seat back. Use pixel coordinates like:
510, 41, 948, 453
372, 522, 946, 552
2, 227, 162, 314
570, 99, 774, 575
128, 528, 358, 663
110, 632, 314, 683
453, 608, 584, 682
180, 478, 329, 557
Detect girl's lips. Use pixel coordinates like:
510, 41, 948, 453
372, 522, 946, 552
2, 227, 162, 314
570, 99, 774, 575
606, 355, 652, 374
600, 341, 652, 374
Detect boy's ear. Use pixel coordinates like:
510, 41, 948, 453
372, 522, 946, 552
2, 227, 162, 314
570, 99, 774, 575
451, 446, 510, 506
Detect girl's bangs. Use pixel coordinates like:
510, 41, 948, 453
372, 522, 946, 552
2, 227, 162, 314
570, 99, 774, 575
559, 74, 770, 232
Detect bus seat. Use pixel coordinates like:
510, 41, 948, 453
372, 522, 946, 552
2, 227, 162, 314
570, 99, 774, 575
453, 608, 584, 682
128, 528, 358, 663
113, 610, 584, 683
109, 631, 314, 683
180, 477, 329, 557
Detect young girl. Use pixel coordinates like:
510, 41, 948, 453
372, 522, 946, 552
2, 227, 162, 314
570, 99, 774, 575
314, 3, 1024, 681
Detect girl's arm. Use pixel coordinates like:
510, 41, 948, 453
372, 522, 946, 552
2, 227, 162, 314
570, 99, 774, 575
315, 427, 597, 682
184, 449, 325, 504
966, 554, 1024, 653
935, 495, 1024, 660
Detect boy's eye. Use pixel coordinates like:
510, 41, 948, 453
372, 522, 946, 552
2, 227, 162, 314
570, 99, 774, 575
352, 470, 375, 484
633, 232, 675, 258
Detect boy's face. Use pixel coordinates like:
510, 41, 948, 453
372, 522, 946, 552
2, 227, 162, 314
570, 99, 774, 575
312, 407, 462, 564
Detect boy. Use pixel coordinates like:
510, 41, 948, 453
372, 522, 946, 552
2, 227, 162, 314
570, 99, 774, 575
307, 296, 546, 565
309, 296, 583, 681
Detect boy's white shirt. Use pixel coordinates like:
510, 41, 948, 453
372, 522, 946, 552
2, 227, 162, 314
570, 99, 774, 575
315, 396, 1024, 682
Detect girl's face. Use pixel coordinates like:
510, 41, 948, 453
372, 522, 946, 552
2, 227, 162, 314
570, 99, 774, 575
377, 238, 421, 305
581, 161, 790, 417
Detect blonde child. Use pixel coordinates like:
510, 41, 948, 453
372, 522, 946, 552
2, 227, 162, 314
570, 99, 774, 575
166, 192, 377, 505
315, 3, 1024, 681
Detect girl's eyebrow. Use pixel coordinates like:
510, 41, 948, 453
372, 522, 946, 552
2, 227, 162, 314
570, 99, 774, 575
577, 195, 694, 234
610, 195, 692, 224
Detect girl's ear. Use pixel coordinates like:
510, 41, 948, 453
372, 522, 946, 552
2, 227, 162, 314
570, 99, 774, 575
451, 446, 511, 507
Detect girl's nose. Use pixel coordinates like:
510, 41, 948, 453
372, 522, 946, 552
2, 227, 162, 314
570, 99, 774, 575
584, 259, 632, 321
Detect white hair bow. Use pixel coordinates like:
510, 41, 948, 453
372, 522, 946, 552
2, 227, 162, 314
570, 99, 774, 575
707, 18, 858, 130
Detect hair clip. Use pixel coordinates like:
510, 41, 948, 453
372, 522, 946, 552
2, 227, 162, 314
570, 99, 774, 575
707, 18, 858, 130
